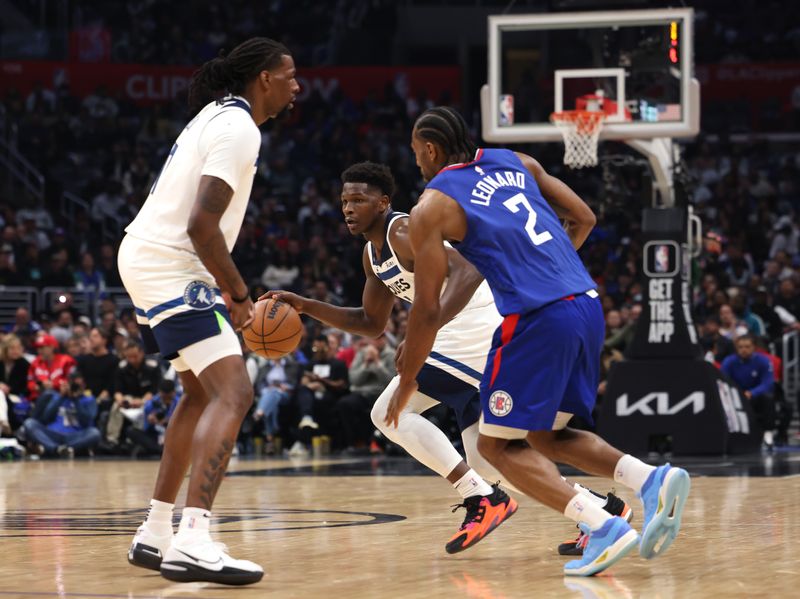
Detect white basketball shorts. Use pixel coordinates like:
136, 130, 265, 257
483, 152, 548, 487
117, 234, 241, 374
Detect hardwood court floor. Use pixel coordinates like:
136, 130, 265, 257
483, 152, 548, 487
1, 456, 799, 599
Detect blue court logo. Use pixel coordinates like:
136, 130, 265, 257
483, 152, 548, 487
183, 280, 216, 310
489, 390, 513, 417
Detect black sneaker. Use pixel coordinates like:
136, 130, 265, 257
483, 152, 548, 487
558, 491, 634, 556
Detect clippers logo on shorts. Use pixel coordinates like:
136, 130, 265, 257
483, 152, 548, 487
183, 281, 216, 310
489, 390, 513, 417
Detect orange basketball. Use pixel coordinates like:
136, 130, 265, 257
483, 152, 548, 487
242, 298, 303, 360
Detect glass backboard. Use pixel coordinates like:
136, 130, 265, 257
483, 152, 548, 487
481, 8, 699, 143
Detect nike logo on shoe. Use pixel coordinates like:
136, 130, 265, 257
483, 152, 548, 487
172, 548, 224, 571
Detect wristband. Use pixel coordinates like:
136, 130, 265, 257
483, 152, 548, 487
231, 290, 250, 303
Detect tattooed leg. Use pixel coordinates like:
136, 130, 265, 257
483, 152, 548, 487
198, 439, 234, 510
151, 371, 210, 504
185, 355, 254, 510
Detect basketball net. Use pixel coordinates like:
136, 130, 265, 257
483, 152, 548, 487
550, 110, 605, 169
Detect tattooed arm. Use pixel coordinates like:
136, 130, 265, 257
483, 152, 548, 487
187, 175, 254, 329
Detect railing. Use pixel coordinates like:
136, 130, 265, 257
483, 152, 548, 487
0, 135, 45, 204
0, 286, 134, 329
41, 286, 134, 324
0, 286, 40, 326
60, 191, 124, 242
59, 190, 90, 231
782, 330, 799, 409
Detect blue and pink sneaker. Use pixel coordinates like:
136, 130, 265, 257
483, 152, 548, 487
563, 516, 639, 577
638, 463, 691, 559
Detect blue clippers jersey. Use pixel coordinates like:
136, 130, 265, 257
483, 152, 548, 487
425, 148, 595, 316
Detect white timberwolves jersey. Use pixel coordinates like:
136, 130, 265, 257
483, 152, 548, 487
368, 212, 502, 387
125, 96, 261, 253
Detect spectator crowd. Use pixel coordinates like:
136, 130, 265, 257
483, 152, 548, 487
1, 0, 798, 460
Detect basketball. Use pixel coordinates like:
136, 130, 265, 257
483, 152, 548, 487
242, 298, 303, 360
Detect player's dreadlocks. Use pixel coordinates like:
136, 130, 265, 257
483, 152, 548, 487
413, 106, 477, 164
341, 162, 396, 199
188, 37, 290, 114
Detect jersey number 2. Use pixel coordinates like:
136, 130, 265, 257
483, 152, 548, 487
503, 193, 553, 246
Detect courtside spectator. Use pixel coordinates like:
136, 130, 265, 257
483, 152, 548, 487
718, 304, 749, 339
337, 335, 395, 452
1, 334, 32, 434
4, 308, 42, 350
105, 340, 160, 449
722, 335, 776, 450
23, 371, 101, 458
27, 334, 76, 404
126, 379, 180, 457
290, 335, 348, 456
76, 327, 119, 404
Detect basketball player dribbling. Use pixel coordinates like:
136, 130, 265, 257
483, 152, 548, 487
119, 38, 299, 585
388, 106, 691, 577
266, 162, 632, 555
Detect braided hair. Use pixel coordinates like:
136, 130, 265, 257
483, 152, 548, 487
413, 106, 477, 164
341, 162, 396, 199
188, 37, 290, 113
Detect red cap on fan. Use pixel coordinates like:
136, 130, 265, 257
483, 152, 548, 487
34, 334, 59, 349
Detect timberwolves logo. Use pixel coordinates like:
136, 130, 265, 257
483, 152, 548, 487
489, 390, 513, 417
183, 280, 216, 310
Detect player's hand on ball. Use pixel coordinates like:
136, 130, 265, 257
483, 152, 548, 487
259, 290, 305, 314
384, 377, 417, 429
230, 296, 255, 332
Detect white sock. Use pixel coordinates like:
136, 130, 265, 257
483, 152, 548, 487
175, 507, 211, 541
454, 469, 494, 499
564, 492, 612, 530
572, 481, 608, 508
144, 499, 174, 536
614, 454, 656, 494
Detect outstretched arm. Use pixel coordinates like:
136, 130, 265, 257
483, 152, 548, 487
264, 246, 395, 338
515, 152, 596, 249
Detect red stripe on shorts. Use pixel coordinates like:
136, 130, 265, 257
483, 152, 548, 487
489, 313, 520, 388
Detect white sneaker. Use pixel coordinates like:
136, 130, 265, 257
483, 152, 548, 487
288, 440, 310, 457
299, 415, 319, 430
160, 533, 264, 586
128, 524, 174, 571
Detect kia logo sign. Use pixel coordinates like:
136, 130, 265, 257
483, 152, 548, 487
616, 391, 705, 416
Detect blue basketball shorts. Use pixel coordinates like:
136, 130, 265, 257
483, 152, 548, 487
479, 291, 603, 436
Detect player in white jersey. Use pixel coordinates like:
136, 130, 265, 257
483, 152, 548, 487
120, 38, 299, 586
265, 162, 631, 554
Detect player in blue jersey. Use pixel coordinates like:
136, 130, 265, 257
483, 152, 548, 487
266, 161, 631, 555
387, 106, 691, 577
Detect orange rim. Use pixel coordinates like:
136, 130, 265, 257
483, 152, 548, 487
550, 110, 605, 135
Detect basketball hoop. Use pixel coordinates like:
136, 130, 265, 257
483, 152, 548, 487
550, 110, 605, 169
